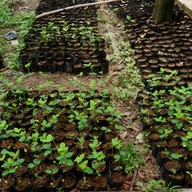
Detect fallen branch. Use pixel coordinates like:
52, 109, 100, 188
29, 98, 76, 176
36, 0, 120, 19
129, 169, 138, 191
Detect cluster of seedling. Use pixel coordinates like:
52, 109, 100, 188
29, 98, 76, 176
20, 15, 107, 73
0, 88, 139, 190
38, 20, 102, 47
139, 69, 192, 186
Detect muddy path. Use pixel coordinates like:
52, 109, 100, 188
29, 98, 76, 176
14, 0, 40, 13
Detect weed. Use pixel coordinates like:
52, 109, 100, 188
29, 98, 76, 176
0, 0, 35, 69
138, 179, 180, 192
115, 142, 141, 173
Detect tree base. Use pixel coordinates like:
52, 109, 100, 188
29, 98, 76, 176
152, 0, 175, 24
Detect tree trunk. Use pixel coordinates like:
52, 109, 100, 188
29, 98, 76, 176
152, 0, 175, 24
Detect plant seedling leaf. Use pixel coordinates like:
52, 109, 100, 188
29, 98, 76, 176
44, 150, 51, 157
75, 154, 84, 163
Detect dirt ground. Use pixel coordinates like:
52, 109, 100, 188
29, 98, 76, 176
14, 0, 40, 13
1, 0, 162, 190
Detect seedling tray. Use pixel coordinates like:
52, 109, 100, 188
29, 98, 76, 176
138, 85, 192, 187
20, 0, 109, 74
109, 0, 192, 86
0, 90, 127, 191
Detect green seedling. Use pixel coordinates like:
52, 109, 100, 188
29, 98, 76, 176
56, 142, 74, 167
75, 154, 93, 174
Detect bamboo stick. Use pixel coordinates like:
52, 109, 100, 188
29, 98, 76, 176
36, 0, 120, 19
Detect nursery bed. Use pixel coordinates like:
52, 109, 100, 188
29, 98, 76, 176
138, 83, 192, 187
109, 0, 192, 187
110, 0, 192, 86
0, 89, 129, 191
20, 0, 108, 74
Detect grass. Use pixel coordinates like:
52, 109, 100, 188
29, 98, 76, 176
0, 0, 35, 69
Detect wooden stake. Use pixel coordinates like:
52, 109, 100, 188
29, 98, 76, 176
152, 0, 175, 24
129, 169, 138, 191
36, 0, 120, 19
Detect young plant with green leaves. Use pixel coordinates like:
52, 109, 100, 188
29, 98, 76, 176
28, 158, 41, 169
69, 110, 89, 130
111, 137, 123, 150
56, 142, 74, 168
45, 167, 59, 175
75, 154, 93, 175
115, 143, 140, 173
89, 136, 101, 150
77, 136, 85, 148
0, 149, 24, 176
181, 130, 192, 151
88, 150, 106, 175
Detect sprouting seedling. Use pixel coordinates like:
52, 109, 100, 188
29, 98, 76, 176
40, 26, 53, 42
126, 15, 131, 20
17, 76, 24, 85
0, 149, 20, 160
154, 116, 166, 123
171, 119, 183, 129
115, 124, 124, 131
41, 119, 52, 128
26, 97, 34, 106
12, 129, 26, 142
60, 20, 68, 25
186, 171, 192, 179
49, 114, 59, 124
77, 137, 85, 148
76, 96, 89, 108
83, 62, 92, 68
88, 151, 106, 175
158, 128, 173, 139
0, 120, 8, 131
38, 96, 47, 106
89, 79, 96, 88
106, 106, 115, 114
24, 62, 31, 72
50, 92, 57, 98
74, 111, 88, 121
101, 126, 111, 133
88, 100, 96, 111
26, 131, 39, 142
56, 142, 74, 167
1, 149, 24, 176
2, 158, 24, 176
42, 143, 52, 157
111, 137, 123, 149
48, 22, 54, 28
74, 154, 93, 174
89, 136, 101, 149
88, 150, 105, 161
40, 133, 54, 143
73, 111, 89, 130
181, 131, 192, 151
48, 22, 60, 35
28, 158, 41, 169
170, 153, 183, 160
45, 167, 59, 175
